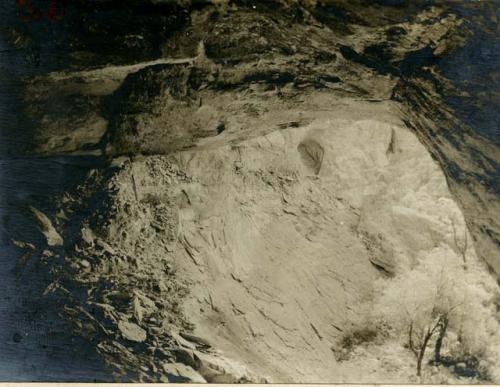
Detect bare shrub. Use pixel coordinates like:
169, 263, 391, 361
333, 326, 380, 362
373, 252, 500, 379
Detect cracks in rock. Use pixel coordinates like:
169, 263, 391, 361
386, 128, 397, 156
310, 323, 323, 341
256, 307, 296, 333
272, 328, 296, 350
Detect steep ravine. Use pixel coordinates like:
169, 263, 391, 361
2, 0, 499, 383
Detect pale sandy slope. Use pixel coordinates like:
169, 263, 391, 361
94, 98, 498, 382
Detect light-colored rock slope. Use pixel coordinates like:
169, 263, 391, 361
59, 98, 497, 382
172, 102, 462, 381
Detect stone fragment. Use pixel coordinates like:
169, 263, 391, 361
11, 239, 36, 251
172, 347, 196, 367
80, 259, 91, 268
30, 207, 63, 247
81, 227, 95, 246
118, 320, 147, 343
132, 295, 144, 323
96, 239, 117, 255
162, 362, 206, 383
170, 331, 197, 350
179, 331, 212, 348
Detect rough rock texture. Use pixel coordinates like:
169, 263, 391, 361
52, 97, 496, 383
8, 0, 500, 383
20, 1, 499, 277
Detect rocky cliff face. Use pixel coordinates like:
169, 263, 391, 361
4, 0, 499, 383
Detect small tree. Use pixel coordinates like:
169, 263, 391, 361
374, 261, 465, 376
373, 247, 500, 381
434, 314, 448, 363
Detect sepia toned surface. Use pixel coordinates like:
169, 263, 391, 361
0, 0, 499, 383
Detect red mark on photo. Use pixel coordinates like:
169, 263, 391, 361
17, 0, 69, 22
